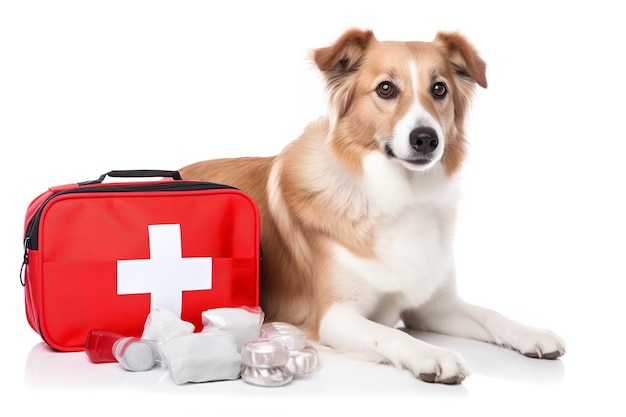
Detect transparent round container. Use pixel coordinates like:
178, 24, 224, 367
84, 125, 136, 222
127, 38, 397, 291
241, 365, 293, 387
259, 322, 307, 350
287, 345, 320, 375
241, 339, 289, 368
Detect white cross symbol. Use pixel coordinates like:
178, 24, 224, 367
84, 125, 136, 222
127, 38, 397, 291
117, 224, 212, 317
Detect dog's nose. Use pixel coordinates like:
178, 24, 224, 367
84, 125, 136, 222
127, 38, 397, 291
409, 127, 439, 154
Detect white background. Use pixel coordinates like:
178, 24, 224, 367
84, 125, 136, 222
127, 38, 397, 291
1, 0, 625, 415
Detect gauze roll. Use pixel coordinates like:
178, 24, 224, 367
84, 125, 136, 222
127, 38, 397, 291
159, 331, 241, 384
201, 306, 264, 351
141, 307, 195, 342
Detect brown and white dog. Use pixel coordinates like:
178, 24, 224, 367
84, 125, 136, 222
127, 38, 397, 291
180, 29, 566, 384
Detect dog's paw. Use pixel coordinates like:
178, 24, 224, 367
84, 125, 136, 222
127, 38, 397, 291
408, 346, 469, 384
514, 328, 566, 360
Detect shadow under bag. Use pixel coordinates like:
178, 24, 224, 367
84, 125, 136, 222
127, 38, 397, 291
20, 170, 260, 351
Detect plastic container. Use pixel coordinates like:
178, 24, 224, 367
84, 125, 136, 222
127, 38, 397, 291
241, 365, 293, 387
287, 345, 320, 375
259, 322, 307, 350
241, 339, 289, 368
85, 330, 123, 363
241, 322, 320, 386
85, 330, 158, 372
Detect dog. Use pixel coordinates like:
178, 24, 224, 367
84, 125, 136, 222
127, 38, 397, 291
180, 29, 566, 384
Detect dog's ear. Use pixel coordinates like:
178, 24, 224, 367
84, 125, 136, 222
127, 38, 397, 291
313, 29, 375, 120
434, 32, 487, 89
314, 28, 374, 76
434, 32, 487, 175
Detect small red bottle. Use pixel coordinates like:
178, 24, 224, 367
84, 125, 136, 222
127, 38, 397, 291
85, 330, 124, 363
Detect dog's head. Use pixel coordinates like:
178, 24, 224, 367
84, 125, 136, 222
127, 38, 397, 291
314, 29, 487, 176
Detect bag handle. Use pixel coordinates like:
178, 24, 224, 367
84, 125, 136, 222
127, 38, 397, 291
78, 170, 183, 185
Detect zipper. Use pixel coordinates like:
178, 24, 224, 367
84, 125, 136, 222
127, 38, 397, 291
20, 181, 235, 286
20, 237, 30, 286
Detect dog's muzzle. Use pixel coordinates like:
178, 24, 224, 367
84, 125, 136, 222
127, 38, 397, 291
385, 126, 440, 168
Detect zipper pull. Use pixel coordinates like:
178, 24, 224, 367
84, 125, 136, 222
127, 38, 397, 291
20, 237, 29, 286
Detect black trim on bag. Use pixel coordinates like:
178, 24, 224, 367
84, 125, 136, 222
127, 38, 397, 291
78, 170, 183, 185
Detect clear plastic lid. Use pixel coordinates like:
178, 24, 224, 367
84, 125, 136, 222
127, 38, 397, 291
260, 322, 301, 337
259, 322, 307, 350
241, 339, 289, 368
241, 365, 293, 387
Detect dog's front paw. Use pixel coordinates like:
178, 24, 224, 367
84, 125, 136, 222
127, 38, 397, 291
410, 347, 469, 384
515, 328, 566, 360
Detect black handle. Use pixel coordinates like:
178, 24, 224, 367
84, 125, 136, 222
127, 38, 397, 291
78, 170, 182, 185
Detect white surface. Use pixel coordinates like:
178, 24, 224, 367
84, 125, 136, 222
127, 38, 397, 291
1, 0, 625, 415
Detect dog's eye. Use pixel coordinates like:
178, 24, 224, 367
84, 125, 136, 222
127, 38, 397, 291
432, 82, 448, 99
376, 81, 397, 99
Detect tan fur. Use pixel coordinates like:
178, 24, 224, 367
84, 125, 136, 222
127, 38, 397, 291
179, 29, 487, 339
182, 31, 568, 383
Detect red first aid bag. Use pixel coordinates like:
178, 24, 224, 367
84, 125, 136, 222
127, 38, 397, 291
20, 170, 260, 351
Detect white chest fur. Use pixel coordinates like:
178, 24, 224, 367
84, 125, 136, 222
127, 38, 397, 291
330, 153, 459, 319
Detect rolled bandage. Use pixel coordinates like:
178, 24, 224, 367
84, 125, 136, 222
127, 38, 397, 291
141, 307, 195, 342
112, 337, 159, 372
159, 331, 242, 384
202, 306, 264, 351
